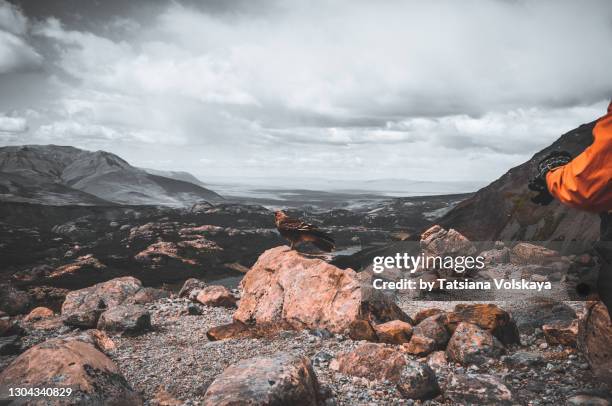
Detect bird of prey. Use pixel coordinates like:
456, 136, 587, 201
274, 211, 335, 252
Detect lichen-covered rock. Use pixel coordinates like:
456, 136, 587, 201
330, 343, 406, 382
0, 338, 142, 405
203, 353, 321, 406
396, 360, 440, 400
446, 322, 505, 365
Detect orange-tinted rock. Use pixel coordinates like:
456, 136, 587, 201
24, 307, 54, 323
543, 319, 579, 347
234, 247, 409, 334
413, 314, 450, 349
330, 343, 406, 382
50, 254, 106, 279
446, 322, 505, 366
578, 302, 612, 386
62, 276, 143, 328
204, 353, 320, 405
134, 241, 197, 266
509, 242, 561, 265
373, 320, 413, 344
195, 286, 236, 308
206, 321, 293, 341
413, 308, 445, 325
427, 351, 448, 371
0, 338, 142, 404
349, 319, 378, 342
420, 225, 477, 258
448, 304, 520, 345
402, 335, 437, 357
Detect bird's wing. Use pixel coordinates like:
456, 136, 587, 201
279, 217, 318, 231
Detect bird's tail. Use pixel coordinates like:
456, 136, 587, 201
309, 230, 335, 252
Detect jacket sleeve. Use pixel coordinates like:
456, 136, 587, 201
545, 112, 612, 213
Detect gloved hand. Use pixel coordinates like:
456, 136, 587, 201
528, 151, 572, 205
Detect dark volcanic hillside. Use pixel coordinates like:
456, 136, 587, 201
0, 145, 222, 206
439, 121, 600, 243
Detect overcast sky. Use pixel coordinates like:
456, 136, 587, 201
0, 0, 611, 189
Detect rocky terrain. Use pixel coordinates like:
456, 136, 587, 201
0, 233, 610, 405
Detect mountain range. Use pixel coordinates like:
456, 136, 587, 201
0, 145, 222, 206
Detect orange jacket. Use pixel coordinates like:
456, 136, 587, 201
546, 101, 612, 213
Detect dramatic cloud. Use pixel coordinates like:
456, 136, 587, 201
0, 1, 41, 74
1, 0, 611, 186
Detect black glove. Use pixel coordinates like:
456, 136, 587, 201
528, 151, 572, 205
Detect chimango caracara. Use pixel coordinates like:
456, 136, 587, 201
274, 211, 335, 252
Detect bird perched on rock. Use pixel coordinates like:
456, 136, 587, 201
274, 211, 335, 252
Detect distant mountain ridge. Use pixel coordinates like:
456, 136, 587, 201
0, 145, 222, 206
439, 121, 600, 243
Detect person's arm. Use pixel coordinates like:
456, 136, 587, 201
545, 114, 612, 213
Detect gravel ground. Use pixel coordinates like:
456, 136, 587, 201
103, 296, 611, 405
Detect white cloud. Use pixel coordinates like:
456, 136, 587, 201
0, 0, 27, 35
3, 0, 612, 184
0, 1, 42, 74
0, 115, 27, 133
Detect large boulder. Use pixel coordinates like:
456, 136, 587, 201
578, 302, 612, 386
0, 338, 142, 405
329, 343, 406, 382
446, 322, 505, 366
203, 353, 321, 406
233, 247, 409, 335
61, 277, 143, 328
